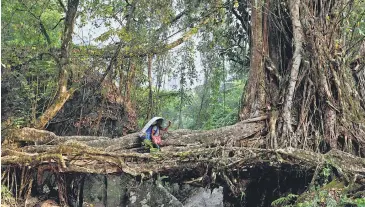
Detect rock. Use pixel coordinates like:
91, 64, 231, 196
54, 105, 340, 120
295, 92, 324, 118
81, 174, 224, 207
37, 199, 60, 207
183, 187, 224, 207
25, 196, 39, 207
125, 182, 183, 207
83, 202, 105, 207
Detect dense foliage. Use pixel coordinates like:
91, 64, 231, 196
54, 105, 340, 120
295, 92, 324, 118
1, 0, 247, 133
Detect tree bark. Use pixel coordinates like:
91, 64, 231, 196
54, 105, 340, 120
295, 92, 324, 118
282, 0, 303, 146
240, 0, 266, 120
238, 0, 365, 153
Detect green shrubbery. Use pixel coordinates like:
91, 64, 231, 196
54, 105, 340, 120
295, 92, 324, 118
271, 166, 365, 207
1, 185, 17, 207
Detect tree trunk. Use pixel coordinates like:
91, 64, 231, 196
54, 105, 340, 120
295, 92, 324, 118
282, 0, 303, 146
240, 0, 365, 153
6, 119, 264, 152
178, 69, 185, 129
34, 0, 80, 129
147, 54, 153, 120
118, 60, 125, 101
125, 60, 135, 108
34, 89, 75, 129
195, 67, 210, 128
123, 60, 137, 133
239, 0, 266, 120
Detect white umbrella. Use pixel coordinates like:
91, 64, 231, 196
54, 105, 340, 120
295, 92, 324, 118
140, 117, 164, 134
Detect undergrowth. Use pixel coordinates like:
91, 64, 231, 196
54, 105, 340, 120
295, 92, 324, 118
1, 185, 17, 207
271, 165, 365, 207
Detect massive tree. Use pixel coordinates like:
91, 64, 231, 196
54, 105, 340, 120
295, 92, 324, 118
239, 0, 365, 154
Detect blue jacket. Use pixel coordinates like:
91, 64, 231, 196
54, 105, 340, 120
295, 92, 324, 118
145, 125, 159, 140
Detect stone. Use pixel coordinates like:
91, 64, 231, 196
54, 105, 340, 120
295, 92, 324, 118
81, 174, 224, 207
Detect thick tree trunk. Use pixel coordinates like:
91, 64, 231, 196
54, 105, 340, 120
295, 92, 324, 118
239, 0, 365, 153
239, 0, 266, 120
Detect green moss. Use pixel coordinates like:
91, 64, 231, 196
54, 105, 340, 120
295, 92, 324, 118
20, 155, 32, 163
177, 151, 192, 157
321, 179, 344, 190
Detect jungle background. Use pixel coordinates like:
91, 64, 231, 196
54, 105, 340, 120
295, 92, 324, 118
1, 0, 246, 136
1, 0, 365, 206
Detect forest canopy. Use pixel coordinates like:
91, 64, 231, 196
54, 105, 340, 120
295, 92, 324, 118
1, 0, 249, 135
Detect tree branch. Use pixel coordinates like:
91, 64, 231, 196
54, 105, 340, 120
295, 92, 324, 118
52, 17, 66, 30
57, 0, 67, 12
39, 21, 52, 45
10, 52, 60, 71
16, 7, 52, 45
231, 8, 248, 32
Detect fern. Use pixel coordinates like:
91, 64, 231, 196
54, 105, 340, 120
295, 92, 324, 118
271, 194, 298, 207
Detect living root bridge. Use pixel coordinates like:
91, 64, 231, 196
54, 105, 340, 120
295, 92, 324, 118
3, 123, 365, 179
2, 125, 365, 206
2, 140, 365, 182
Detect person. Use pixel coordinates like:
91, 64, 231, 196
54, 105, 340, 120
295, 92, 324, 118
141, 118, 171, 152
150, 119, 171, 150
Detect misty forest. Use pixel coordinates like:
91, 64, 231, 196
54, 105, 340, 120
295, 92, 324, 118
1, 0, 365, 206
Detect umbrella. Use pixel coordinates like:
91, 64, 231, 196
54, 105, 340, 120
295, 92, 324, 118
140, 117, 164, 133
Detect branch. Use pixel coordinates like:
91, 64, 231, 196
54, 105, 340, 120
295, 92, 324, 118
10, 52, 60, 71
57, 0, 67, 12
229, 57, 245, 66
52, 17, 66, 30
16, 7, 52, 45
100, 9, 216, 60
96, 43, 123, 89
231, 8, 248, 32
154, 10, 187, 34
153, 16, 212, 54
125, 0, 132, 7
39, 21, 52, 45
